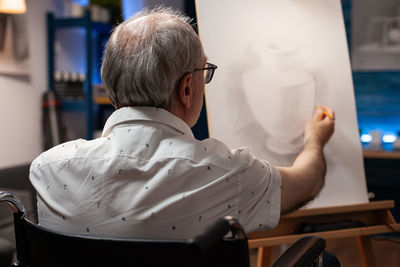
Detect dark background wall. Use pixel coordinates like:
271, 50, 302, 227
343, 0, 400, 221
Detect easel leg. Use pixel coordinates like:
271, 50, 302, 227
256, 247, 271, 267
356, 236, 377, 267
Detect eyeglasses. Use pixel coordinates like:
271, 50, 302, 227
193, 63, 217, 84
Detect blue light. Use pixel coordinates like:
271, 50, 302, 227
122, 0, 145, 20
71, 0, 89, 5
382, 134, 397, 143
360, 134, 372, 143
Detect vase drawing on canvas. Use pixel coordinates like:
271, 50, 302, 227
242, 44, 315, 157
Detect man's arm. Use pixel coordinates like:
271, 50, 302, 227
278, 106, 335, 215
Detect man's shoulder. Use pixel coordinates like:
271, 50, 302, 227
30, 138, 94, 170
187, 138, 254, 170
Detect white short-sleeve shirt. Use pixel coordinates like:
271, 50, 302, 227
30, 107, 281, 239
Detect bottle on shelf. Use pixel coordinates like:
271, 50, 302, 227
53, 70, 85, 100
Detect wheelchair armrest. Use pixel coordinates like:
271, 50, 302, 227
272, 236, 326, 267
191, 216, 247, 255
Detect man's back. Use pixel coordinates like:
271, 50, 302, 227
30, 107, 281, 239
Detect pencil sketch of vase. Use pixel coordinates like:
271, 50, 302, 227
242, 44, 315, 155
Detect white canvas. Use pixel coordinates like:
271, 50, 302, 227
196, 0, 369, 208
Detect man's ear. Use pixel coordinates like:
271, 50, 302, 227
177, 73, 193, 109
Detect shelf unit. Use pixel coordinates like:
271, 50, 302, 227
47, 10, 112, 140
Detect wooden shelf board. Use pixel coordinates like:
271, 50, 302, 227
363, 150, 400, 159
94, 97, 111, 105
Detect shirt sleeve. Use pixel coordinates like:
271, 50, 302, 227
234, 149, 281, 233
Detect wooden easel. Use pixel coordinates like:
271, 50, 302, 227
248, 200, 400, 267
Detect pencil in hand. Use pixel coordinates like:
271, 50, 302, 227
317, 106, 334, 120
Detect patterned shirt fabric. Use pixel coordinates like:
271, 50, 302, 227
30, 106, 281, 239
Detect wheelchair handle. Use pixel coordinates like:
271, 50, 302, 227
0, 191, 25, 214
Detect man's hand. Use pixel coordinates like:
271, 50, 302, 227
278, 105, 335, 215
304, 106, 335, 149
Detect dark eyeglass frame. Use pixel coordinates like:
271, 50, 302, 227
193, 63, 217, 84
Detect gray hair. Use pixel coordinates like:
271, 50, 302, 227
101, 7, 204, 109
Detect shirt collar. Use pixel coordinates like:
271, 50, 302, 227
102, 106, 194, 138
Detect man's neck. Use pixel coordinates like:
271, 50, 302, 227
167, 103, 192, 128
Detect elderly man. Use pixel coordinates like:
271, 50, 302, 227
30, 8, 334, 239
